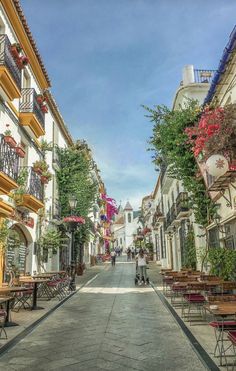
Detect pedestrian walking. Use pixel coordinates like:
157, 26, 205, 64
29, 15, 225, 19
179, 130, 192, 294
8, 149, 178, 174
110, 250, 116, 266
135, 249, 148, 285
127, 248, 131, 261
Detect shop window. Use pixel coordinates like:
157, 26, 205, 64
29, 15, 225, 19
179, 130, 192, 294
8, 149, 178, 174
223, 221, 236, 250
208, 227, 220, 248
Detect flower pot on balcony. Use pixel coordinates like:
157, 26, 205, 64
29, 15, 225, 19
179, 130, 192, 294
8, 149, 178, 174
16, 56, 29, 70
41, 176, 49, 184
3, 135, 17, 148
41, 104, 48, 113
33, 167, 42, 175
11, 46, 20, 59
15, 146, 25, 158
36, 95, 44, 105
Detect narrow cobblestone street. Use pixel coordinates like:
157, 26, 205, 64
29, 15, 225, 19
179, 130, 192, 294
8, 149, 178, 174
0, 258, 206, 371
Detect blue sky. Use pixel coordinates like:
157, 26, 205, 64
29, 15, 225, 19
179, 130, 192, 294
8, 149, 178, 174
21, 0, 236, 209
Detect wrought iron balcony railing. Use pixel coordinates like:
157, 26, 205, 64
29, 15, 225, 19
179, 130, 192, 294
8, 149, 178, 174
20, 88, 45, 130
26, 166, 43, 201
0, 34, 21, 91
0, 135, 19, 180
176, 192, 189, 216
194, 69, 216, 84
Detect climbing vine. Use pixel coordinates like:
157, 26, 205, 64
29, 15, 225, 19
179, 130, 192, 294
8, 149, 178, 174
143, 99, 216, 227
208, 248, 236, 280
56, 140, 98, 250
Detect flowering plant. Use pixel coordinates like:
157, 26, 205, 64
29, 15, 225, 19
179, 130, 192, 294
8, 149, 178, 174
185, 106, 224, 157
63, 216, 85, 224
185, 104, 236, 160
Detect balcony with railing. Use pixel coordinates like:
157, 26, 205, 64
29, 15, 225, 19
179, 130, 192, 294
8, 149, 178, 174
0, 135, 19, 195
15, 166, 44, 213
19, 88, 45, 138
176, 192, 190, 219
0, 35, 21, 101
194, 69, 216, 84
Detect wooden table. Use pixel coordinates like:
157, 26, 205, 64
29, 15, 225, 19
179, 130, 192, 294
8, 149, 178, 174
19, 279, 49, 310
205, 301, 236, 365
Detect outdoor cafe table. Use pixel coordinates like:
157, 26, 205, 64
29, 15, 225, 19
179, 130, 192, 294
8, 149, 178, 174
0, 287, 29, 326
19, 278, 49, 310
204, 302, 236, 365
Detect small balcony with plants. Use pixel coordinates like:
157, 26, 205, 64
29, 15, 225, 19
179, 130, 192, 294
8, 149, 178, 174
0, 132, 20, 195
12, 166, 44, 213
19, 88, 47, 138
0, 35, 22, 101
176, 192, 190, 219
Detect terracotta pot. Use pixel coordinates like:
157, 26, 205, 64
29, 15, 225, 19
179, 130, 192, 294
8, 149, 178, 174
15, 146, 25, 158
33, 167, 42, 175
41, 176, 49, 184
41, 104, 48, 113
11, 46, 20, 59
4, 135, 17, 148
37, 96, 44, 105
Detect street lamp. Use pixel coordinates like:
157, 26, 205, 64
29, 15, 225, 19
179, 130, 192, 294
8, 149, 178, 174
69, 195, 77, 211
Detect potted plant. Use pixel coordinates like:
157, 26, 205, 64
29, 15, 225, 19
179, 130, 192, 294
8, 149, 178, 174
11, 43, 22, 59
17, 56, 29, 70
32, 160, 48, 175
40, 104, 48, 113
15, 144, 25, 158
41, 170, 52, 184
36, 94, 45, 105
3, 125, 17, 148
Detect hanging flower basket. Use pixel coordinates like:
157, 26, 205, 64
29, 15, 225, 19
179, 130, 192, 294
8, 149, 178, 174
4, 135, 17, 148
11, 43, 22, 59
15, 145, 25, 158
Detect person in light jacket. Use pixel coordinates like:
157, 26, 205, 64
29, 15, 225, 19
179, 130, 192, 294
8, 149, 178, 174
136, 249, 148, 285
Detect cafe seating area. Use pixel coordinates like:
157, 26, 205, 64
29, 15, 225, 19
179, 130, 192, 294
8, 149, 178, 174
160, 268, 236, 369
0, 270, 72, 341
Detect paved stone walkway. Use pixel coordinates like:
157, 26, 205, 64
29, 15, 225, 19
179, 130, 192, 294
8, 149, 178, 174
0, 258, 206, 370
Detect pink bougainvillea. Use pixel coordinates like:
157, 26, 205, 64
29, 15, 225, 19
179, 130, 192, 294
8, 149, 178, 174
185, 107, 225, 157
63, 216, 85, 224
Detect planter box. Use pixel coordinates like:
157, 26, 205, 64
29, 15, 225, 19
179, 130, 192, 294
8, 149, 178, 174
15, 146, 25, 158
4, 135, 17, 148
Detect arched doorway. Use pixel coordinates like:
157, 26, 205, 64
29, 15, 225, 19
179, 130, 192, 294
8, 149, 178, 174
4, 224, 33, 281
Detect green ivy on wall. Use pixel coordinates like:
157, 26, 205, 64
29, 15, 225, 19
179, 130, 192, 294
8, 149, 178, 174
56, 141, 98, 252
